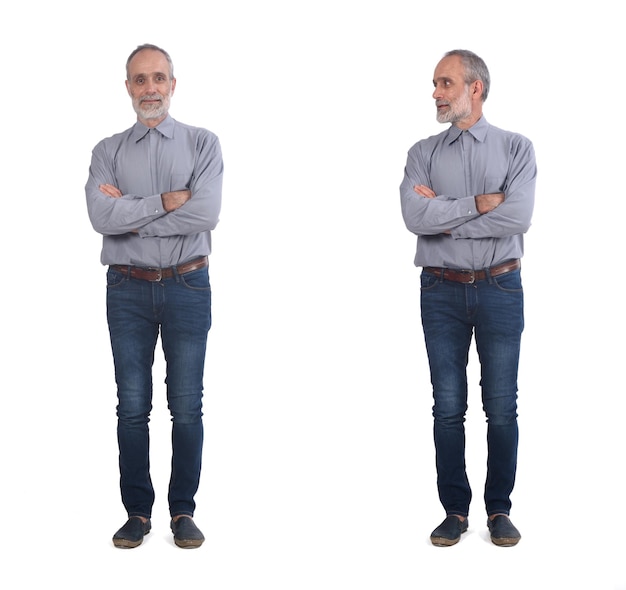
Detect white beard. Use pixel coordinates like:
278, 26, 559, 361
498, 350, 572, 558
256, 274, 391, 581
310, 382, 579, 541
133, 93, 171, 121
436, 88, 472, 124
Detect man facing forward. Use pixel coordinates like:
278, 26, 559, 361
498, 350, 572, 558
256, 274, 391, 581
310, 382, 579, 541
400, 49, 536, 547
86, 44, 223, 549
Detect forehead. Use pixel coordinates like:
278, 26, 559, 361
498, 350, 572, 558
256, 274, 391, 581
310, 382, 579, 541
128, 49, 170, 77
433, 55, 466, 80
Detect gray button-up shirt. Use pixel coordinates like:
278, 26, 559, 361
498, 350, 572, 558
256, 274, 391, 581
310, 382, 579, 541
400, 117, 536, 269
86, 115, 223, 267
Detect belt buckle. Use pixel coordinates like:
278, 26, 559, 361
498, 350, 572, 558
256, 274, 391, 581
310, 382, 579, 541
463, 270, 475, 284
146, 267, 162, 282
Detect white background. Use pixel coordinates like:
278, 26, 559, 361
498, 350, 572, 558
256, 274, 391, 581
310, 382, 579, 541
2, 0, 624, 588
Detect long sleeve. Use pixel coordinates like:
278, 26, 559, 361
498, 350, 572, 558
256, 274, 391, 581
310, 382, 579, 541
451, 138, 536, 240
399, 118, 536, 269
400, 142, 479, 236
138, 133, 223, 238
85, 141, 166, 236
85, 117, 223, 267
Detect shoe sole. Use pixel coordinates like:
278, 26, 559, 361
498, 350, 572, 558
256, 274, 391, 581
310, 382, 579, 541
490, 536, 520, 547
113, 538, 143, 548
430, 536, 460, 547
430, 529, 467, 547
112, 530, 150, 548
174, 538, 204, 549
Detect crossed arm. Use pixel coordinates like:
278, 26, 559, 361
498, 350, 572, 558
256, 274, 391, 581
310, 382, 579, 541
414, 184, 504, 213
99, 184, 191, 211
87, 136, 223, 238
95, 185, 191, 233
412, 184, 505, 233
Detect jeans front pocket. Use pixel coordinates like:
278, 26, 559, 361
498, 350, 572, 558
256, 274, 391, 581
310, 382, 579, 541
106, 268, 127, 289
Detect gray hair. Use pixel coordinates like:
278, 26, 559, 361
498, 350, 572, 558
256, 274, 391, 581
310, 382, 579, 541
126, 44, 174, 80
444, 49, 490, 102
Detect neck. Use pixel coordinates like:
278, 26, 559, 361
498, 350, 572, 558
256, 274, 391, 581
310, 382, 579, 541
138, 114, 167, 128
455, 111, 482, 130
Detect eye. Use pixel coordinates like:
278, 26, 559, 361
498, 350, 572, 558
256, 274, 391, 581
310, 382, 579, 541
136, 77, 144, 84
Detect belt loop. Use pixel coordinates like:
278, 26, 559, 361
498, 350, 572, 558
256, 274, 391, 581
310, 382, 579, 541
125, 265, 132, 280
484, 266, 494, 284
438, 268, 445, 283
172, 264, 181, 283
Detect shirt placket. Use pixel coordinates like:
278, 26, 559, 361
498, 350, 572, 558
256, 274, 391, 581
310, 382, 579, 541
461, 131, 479, 269
461, 131, 472, 199
148, 128, 158, 196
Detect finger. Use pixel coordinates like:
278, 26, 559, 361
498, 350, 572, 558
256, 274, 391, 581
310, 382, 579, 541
414, 185, 436, 198
99, 184, 123, 198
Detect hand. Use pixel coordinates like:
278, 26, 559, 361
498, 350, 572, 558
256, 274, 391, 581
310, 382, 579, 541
99, 184, 123, 198
414, 184, 436, 198
475, 192, 505, 214
99, 184, 138, 232
414, 185, 452, 234
162, 190, 191, 212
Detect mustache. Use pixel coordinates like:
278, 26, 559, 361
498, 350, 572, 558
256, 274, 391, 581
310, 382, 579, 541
140, 94, 164, 103
436, 100, 449, 107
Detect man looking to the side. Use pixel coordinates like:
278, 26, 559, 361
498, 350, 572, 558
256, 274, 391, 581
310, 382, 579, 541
400, 49, 536, 547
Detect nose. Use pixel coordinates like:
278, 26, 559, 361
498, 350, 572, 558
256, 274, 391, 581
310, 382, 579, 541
432, 84, 442, 100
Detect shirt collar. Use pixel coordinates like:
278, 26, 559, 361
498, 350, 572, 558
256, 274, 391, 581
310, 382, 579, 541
445, 116, 489, 144
131, 114, 175, 142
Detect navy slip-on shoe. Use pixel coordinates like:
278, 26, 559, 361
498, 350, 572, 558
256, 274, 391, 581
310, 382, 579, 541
112, 517, 151, 548
171, 516, 205, 548
487, 515, 521, 547
430, 515, 469, 546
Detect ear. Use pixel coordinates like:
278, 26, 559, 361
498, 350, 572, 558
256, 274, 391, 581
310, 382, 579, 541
472, 80, 484, 101
125, 79, 131, 96
171, 77, 177, 95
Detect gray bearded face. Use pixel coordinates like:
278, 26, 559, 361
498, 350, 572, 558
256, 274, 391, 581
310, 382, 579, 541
436, 85, 472, 124
132, 92, 171, 121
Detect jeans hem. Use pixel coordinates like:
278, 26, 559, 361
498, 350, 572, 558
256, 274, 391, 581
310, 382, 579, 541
487, 510, 511, 517
128, 511, 152, 519
171, 511, 194, 519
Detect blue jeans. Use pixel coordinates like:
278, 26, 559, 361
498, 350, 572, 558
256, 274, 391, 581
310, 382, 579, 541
106, 266, 211, 519
420, 267, 524, 517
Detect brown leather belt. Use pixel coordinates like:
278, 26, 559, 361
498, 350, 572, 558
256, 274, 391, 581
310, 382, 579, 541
111, 256, 208, 282
423, 259, 520, 284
